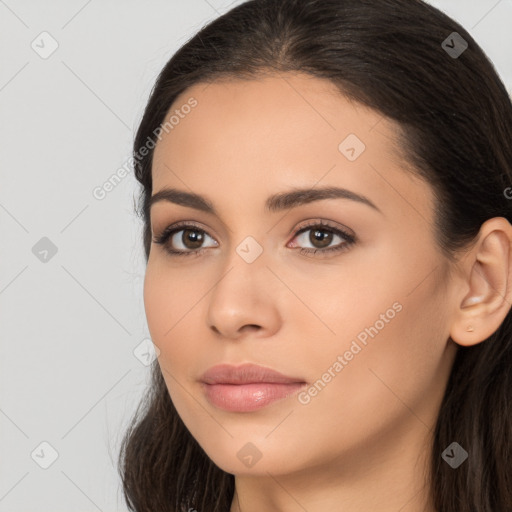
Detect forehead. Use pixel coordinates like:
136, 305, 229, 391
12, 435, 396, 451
151, 73, 433, 222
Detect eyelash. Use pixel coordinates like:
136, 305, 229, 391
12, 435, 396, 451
152, 220, 356, 259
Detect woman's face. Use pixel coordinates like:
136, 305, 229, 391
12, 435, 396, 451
145, 73, 459, 477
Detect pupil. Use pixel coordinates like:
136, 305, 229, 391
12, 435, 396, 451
184, 229, 203, 249
311, 229, 332, 248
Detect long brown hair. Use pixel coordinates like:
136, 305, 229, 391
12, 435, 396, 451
118, 1, 512, 510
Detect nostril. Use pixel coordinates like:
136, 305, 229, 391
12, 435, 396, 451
242, 324, 260, 332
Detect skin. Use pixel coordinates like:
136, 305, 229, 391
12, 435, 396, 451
144, 72, 512, 512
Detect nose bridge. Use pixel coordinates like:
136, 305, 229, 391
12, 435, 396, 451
205, 228, 279, 337
219, 208, 273, 270
215, 230, 269, 298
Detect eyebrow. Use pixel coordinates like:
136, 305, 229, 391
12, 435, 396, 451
149, 186, 382, 215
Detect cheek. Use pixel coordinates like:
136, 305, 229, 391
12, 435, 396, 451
143, 260, 210, 375
143, 262, 188, 350
293, 260, 451, 439
143, 264, 167, 342
142, 263, 215, 439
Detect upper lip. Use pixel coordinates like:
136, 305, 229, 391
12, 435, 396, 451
199, 363, 306, 385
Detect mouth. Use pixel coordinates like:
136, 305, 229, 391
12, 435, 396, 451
199, 363, 307, 412
200, 382, 307, 412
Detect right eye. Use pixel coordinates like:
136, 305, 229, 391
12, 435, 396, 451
152, 222, 218, 257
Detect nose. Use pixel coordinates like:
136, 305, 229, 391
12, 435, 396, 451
206, 257, 281, 341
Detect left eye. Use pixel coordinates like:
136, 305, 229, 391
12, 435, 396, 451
290, 224, 355, 254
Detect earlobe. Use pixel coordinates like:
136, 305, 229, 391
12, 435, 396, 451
449, 217, 512, 347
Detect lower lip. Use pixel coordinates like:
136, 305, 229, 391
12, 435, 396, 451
201, 382, 306, 412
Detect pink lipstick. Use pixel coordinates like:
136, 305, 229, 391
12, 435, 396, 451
199, 363, 307, 412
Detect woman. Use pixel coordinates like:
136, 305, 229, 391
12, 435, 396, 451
118, 0, 512, 510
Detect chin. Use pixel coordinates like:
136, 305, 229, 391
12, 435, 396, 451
193, 431, 306, 476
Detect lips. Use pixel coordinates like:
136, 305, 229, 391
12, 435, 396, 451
199, 363, 305, 385
199, 363, 307, 412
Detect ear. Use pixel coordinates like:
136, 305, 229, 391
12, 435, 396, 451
449, 217, 512, 347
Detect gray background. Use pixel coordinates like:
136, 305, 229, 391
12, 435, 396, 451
1, 1, 511, 510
